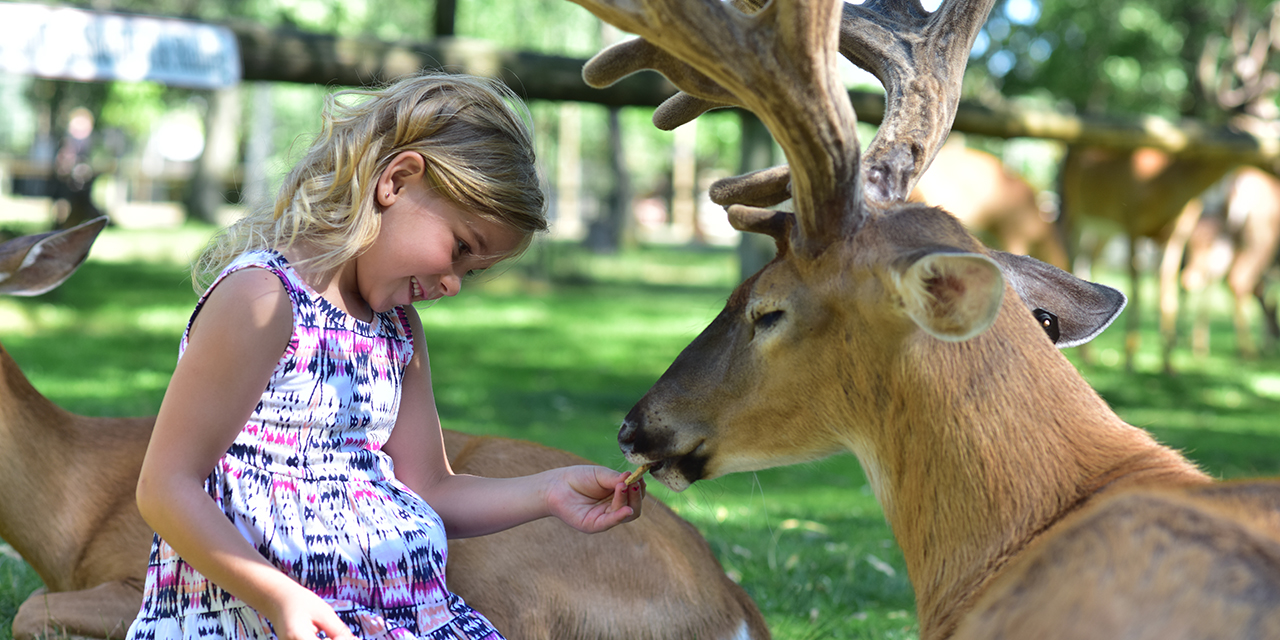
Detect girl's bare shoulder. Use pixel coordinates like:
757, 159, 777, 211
194, 267, 294, 342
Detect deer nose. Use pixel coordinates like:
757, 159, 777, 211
618, 417, 638, 446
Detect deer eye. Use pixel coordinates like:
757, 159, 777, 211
1033, 308, 1060, 343
753, 310, 785, 331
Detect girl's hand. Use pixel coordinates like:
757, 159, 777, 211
546, 465, 645, 533
263, 585, 356, 640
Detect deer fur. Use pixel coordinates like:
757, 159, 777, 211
0, 220, 769, 640
555, 0, 1280, 636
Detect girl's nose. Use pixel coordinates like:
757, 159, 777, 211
439, 272, 462, 297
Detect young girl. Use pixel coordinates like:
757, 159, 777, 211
126, 73, 645, 640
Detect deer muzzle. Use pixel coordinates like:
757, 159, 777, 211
618, 404, 711, 493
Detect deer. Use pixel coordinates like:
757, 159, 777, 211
1058, 146, 1238, 373
0, 218, 769, 640
910, 138, 1069, 270
1180, 165, 1280, 358
1057, 2, 1280, 373
556, 0, 1280, 637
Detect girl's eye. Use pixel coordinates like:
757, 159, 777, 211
456, 238, 471, 257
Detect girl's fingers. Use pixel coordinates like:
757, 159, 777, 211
610, 480, 628, 512
316, 617, 355, 640
628, 480, 644, 517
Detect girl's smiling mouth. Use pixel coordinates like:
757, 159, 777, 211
411, 276, 425, 302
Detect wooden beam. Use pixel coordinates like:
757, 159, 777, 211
230, 21, 676, 106
230, 21, 1280, 165
849, 90, 1280, 166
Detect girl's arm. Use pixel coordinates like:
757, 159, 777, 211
382, 306, 644, 539
135, 269, 355, 640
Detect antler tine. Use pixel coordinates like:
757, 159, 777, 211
581, 0, 771, 131
572, 0, 864, 248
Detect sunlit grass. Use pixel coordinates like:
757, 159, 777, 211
1, 226, 1279, 640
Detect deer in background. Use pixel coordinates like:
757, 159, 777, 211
1180, 165, 1280, 358
560, 0, 1280, 637
0, 219, 768, 640
1059, 2, 1280, 373
911, 139, 1069, 270
1058, 145, 1236, 372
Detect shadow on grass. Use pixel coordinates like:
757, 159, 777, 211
1078, 365, 1280, 479
21, 260, 198, 315
700, 510, 917, 640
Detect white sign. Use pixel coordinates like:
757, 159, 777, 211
0, 4, 240, 89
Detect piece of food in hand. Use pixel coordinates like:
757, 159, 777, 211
624, 464, 650, 486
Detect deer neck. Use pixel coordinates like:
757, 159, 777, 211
0, 343, 82, 588
840, 311, 1210, 640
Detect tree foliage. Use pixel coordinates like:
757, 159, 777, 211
967, 0, 1280, 122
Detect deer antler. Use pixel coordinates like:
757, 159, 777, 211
571, 0, 863, 252
847, 0, 996, 204
584, 0, 995, 211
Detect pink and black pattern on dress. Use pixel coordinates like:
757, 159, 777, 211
125, 250, 503, 640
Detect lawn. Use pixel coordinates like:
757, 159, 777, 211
1, 223, 1279, 640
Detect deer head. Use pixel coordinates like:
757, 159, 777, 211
563, 0, 1128, 493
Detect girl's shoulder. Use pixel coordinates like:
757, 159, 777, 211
184, 252, 295, 354
195, 267, 295, 337
205, 249, 302, 300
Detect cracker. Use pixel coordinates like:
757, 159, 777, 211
624, 464, 650, 486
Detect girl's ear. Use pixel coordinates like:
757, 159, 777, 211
376, 151, 428, 207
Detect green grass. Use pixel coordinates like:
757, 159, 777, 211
2, 225, 1279, 640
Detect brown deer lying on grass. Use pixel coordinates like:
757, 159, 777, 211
0, 218, 768, 640
910, 140, 1068, 270
559, 0, 1280, 637
1181, 165, 1280, 358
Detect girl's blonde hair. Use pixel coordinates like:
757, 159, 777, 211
192, 72, 547, 292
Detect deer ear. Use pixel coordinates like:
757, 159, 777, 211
987, 250, 1127, 348
0, 216, 108, 296
898, 252, 1005, 342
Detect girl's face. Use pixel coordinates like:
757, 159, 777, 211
355, 154, 523, 314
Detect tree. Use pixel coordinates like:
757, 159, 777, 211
967, 0, 1279, 121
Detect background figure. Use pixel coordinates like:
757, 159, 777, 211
51, 107, 102, 229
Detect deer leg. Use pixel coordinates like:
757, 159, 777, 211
1125, 235, 1141, 372
1073, 229, 1105, 365
1192, 288, 1212, 358
1233, 293, 1258, 359
1158, 198, 1203, 374
1259, 275, 1280, 354
12, 580, 142, 640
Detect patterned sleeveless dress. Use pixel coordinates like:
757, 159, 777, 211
125, 250, 503, 640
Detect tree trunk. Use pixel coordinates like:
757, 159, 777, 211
186, 86, 241, 224
585, 107, 633, 253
